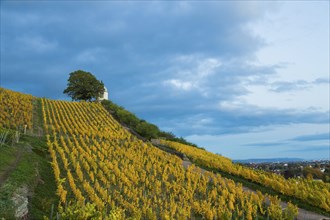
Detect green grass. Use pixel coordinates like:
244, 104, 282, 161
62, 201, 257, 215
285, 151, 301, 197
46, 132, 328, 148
0, 144, 18, 174
23, 135, 58, 219
0, 143, 19, 219
0, 134, 58, 219
28, 156, 58, 219
8, 151, 37, 185
0, 145, 37, 219
29, 98, 58, 219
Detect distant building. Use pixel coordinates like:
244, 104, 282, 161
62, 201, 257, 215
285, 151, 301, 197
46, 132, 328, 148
99, 86, 108, 101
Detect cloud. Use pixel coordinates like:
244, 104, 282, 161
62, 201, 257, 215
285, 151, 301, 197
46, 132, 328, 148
270, 80, 309, 92
244, 142, 286, 147
185, 123, 329, 160
161, 55, 222, 96
16, 35, 58, 53
1, 1, 329, 160
1, 1, 269, 98
150, 104, 329, 136
74, 48, 107, 64
269, 78, 330, 93
163, 79, 194, 91
285, 145, 330, 153
242, 132, 329, 151
313, 78, 330, 84
289, 133, 330, 142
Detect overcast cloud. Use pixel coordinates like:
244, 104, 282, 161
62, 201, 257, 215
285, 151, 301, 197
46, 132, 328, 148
1, 1, 329, 159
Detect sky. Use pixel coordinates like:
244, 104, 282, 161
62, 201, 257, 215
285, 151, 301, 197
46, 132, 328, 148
1, 1, 329, 160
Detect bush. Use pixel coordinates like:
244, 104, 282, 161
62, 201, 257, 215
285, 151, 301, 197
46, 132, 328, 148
101, 100, 201, 148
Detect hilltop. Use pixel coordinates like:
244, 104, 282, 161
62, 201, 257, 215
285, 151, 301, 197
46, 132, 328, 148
0, 87, 329, 219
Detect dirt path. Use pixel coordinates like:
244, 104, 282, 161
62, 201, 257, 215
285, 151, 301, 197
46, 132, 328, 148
181, 158, 330, 220
0, 150, 22, 187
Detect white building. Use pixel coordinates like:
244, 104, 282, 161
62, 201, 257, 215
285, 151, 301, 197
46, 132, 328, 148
99, 86, 108, 100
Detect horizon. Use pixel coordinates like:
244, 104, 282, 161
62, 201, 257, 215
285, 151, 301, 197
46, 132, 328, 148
1, 1, 329, 160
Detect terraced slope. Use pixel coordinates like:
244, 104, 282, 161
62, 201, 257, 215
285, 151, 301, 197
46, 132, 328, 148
0, 88, 302, 219
160, 140, 330, 214
0, 88, 33, 130
42, 98, 294, 219
0, 88, 57, 219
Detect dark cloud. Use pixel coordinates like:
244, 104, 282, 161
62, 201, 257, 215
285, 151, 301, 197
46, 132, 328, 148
1, 2, 266, 95
1, 1, 328, 140
146, 104, 329, 136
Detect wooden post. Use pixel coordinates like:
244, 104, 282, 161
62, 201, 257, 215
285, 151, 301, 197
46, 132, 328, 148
15, 131, 20, 143
50, 203, 54, 220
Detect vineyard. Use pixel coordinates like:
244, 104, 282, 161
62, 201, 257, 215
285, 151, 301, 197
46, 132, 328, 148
8, 87, 330, 219
160, 140, 330, 213
0, 88, 33, 130
41, 98, 300, 219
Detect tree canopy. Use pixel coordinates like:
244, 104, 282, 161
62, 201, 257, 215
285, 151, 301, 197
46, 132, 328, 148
63, 70, 105, 101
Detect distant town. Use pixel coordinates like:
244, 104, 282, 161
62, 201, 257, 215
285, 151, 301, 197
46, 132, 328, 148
237, 159, 330, 182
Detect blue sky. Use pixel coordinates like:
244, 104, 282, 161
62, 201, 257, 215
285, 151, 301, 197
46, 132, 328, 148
1, 1, 329, 160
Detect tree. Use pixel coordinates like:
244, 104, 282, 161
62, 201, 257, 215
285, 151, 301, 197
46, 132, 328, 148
303, 167, 324, 180
63, 70, 105, 101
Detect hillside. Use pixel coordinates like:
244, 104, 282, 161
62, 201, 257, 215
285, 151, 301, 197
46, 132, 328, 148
158, 140, 330, 215
0, 88, 329, 219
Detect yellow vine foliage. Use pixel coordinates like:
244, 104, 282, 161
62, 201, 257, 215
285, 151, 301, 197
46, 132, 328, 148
41, 98, 297, 219
160, 140, 330, 212
0, 88, 33, 130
